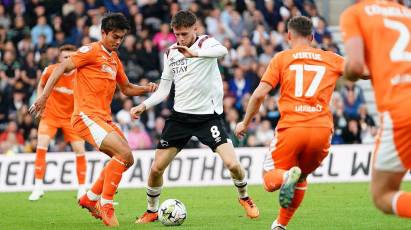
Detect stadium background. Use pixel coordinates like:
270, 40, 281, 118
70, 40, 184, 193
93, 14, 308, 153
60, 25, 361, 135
0, 0, 388, 154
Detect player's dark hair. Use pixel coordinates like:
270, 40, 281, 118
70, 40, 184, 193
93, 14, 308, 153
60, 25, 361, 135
59, 44, 77, 52
287, 16, 313, 37
170, 10, 197, 28
101, 12, 130, 33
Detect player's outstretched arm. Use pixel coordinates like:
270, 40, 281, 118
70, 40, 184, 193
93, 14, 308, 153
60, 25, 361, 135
173, 38, 228, 58
235, 82, 272, 138
29, 59, 75, 117
118, 80, 158, 96
130, 79, 172, 119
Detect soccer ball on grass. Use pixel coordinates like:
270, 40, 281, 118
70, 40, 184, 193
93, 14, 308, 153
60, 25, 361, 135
158, 199, 187, 226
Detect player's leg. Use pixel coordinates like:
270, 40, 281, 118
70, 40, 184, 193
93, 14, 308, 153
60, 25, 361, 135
136, 116, 190, 224
371, 170, 410, 216
97, 125, 135, 227
272, 127, 330, 229
196, 115, 259, 218
64, 120, 88, 199
73, 116, 132, 226
70, 140, 87, 199
29, 120, 57, 201
215, 143, 259, 218
371, 117, 411, 218
136, 147, 180, 223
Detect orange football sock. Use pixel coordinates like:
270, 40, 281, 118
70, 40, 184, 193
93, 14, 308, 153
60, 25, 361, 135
278, 181, 307, 226
101, 157, 127, 201
76, 154, 87, 185
34, 147, 47, 179
394, 191, 411, 218
263, 169, 286, 192
90, 167, 106, 195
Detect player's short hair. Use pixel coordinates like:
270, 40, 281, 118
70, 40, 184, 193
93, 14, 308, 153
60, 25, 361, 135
287, 16, 313, 37
101, 12, 130, 33
170, 10, 197, 28
59, 44, 77, 52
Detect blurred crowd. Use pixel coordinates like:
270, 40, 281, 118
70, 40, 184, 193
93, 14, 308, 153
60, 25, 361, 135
0, 0, 376, 154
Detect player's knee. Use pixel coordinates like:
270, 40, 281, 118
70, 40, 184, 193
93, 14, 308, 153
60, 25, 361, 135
226, 162, 242, 174
150, 164, 166, 176
116, 151, 134, 168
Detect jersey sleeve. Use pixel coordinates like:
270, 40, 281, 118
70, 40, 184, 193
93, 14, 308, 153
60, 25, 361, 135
115, 58, 128, 84
332, 53, 345, 76
71, 45, 95, 69
261, 53, 281, 88
161, 52, 173, 81
39, 66, 53, 87
199, 36, 219, 49
340, 6, 362, 42
197, 36, 228, 58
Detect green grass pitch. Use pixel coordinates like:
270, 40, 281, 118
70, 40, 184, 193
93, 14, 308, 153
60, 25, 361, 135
1, 183, 411, 229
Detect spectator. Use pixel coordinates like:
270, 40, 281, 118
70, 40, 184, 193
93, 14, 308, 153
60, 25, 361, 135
313, 17, 331, 45
0, 4, 10, 29
255, 119, 274, 146
127, 121, 153, 150
152, 23, 176, 54
340, 80, 365, 119
31, 16, 53, 45
342, 119, 362, 144
0, 121, 24, 154
229, 67, 253, 106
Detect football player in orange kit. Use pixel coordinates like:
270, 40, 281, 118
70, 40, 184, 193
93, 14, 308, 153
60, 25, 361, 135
341, 0, 411, 219
235, 16, 344, 229
29, 45, 87, 201
30, 13, 157, 227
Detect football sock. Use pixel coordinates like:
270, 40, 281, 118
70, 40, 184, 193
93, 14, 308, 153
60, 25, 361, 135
34, 147, 47, 180
278, 181, 307, 226
76, 154, 87, 185
147, 186, 162, 212
233, 179, 249, 199
90, 167, 106, 197
263, 169, 286, 192
393, 191, 411, 218
87, 190, 100, 201
101, 197, 114, 206
101, 157, 127, 201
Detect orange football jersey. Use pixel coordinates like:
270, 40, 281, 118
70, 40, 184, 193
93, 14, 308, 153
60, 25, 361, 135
40, 64, 75, 120
70, 42, 128, 121
340, 0, 411, 127
261, 45, 344, 129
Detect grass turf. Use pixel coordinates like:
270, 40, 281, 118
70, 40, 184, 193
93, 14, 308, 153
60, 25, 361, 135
1, 183, 411, 229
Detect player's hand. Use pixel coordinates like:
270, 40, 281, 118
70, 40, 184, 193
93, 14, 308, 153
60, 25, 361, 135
29, 95, 47, 118
234, 121, 248, 138
172, 45, 198, 58
130, 104, 146, 119
145, 82, 158, 93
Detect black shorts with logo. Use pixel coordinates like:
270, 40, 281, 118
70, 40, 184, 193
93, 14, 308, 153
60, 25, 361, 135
157, 111, 230, 152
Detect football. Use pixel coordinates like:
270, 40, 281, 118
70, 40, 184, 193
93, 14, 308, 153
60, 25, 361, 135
158, 199, 187, 226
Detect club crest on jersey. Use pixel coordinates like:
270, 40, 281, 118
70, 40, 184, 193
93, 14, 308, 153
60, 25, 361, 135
101, 64, 116, 79
79, 45, 91, 53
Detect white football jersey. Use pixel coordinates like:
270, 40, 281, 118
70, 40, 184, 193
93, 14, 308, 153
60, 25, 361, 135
161, 35, 226, 115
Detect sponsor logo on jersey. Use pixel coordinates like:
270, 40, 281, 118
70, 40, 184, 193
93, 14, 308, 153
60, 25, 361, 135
53, 87, 73, 95
295, 104, 323, 113
101, 64, 116, 79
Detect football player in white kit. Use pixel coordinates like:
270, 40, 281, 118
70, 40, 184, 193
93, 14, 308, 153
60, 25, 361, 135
131, 10, 260, 223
